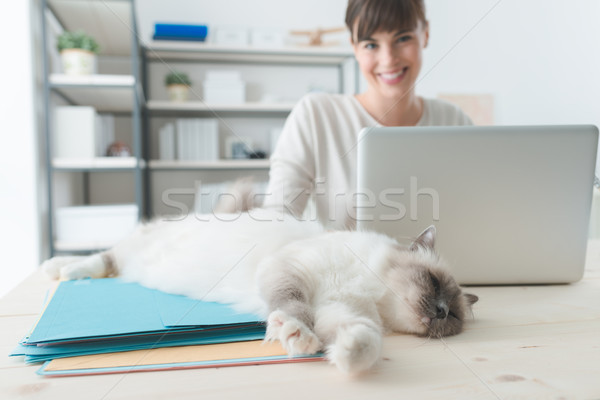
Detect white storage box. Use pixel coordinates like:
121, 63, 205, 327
251, 29, 285, 48
203, 80, 246, 103
214, 27, 248, 46
53, 106, 97, 158
55, 204, 138, 248
205, 71, 242, 82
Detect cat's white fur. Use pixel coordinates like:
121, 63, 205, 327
43, 209, 476, 374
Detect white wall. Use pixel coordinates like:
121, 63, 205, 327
420, 0, 600, 130
0, 0, 42, 298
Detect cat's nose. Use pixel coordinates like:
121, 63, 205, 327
435, 304, 448, 319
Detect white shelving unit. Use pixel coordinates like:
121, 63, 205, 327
142, 41, 357, 216
52, 157, 143, 170
50, 74, 137, 112
148, 159, 270, 171
147, 41, 355, 64
40, 5, 358, 251
42, 0, 143, 256
146, 100, 295, 114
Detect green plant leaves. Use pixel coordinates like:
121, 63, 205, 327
57, 31, 100, 54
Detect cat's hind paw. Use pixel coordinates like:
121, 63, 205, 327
266, 310, 322, 356
42, 254, 107, 280
327, 323, 382, 374
41, 256, 87, 280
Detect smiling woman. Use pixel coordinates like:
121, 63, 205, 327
348, 0, 429, 125
263, 0, 473, 230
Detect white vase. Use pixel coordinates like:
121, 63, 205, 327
60, 49, 97, 75
168, 84, 190, 102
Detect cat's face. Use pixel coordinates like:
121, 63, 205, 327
406, 264, 478, 338
384, 226, 478, 338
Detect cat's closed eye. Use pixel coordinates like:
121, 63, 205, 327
447, 310, 460, 321
429, 272, 441, 295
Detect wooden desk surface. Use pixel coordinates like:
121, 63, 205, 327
2, 241, 599, 400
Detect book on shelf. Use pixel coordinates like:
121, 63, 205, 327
170, 118, 219, 162
96, 114, 115, 156
153, 23, 208, 41
159, 123, 176, 160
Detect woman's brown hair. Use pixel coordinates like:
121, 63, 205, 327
345, 0, 427, 42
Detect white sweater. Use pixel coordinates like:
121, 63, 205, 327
263, 93, 472, 230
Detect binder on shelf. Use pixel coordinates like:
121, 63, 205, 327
175, 118, 219, 161
159, 123, 176, 160
96, 114, 115, 156
153, 23, 208, 41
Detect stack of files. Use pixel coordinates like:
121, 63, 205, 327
11, 278, 265, 364
38, 340, 322, 377
153, 23, 208, 42
11, 278, 324, 376
175, 118, 219, 161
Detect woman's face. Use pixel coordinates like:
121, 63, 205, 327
352, 21, 429, 102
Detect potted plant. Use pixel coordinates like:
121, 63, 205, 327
57, 31, 100, 75
165, 71, 192, 102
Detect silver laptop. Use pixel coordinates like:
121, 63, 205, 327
356, 125, 598, 284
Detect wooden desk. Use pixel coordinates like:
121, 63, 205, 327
2, 241, 599, 399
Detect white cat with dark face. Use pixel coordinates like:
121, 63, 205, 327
43, 209, 477, 374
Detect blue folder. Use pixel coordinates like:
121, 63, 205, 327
13, 278, 265, 362
153, 23, 208, 41
27, 278, 263, 344
15, 329, 265, 363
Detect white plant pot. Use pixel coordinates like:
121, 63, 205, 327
61, 49, 97, 75
168, 84, 190, 102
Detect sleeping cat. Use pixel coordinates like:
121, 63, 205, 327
42, 209, 478, 374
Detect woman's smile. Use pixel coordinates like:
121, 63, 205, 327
377, 67, 409, 85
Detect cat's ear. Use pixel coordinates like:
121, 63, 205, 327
464, 293, 479, 306
410, 225, 436, 251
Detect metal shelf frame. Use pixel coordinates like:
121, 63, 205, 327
41, 0, 144, 257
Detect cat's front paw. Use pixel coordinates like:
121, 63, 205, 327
328, 323, 382, 374
266, 310, 322, 356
